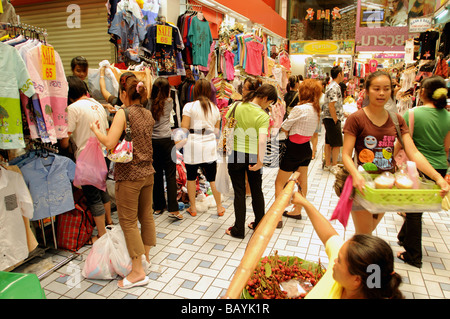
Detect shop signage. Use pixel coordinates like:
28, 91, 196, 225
41, 45, 56, 80
356, 26, 409, 51
409, 17, 433, 33
156, 24, 172, 45
290, 40, 355, 55
373, 53, 405, 59
305, 7, 341, 21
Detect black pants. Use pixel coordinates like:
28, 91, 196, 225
227, 151, 265, 238
152, 138, 179, 213
397, 169, 446, 266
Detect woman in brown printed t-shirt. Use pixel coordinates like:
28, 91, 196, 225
91, 74, 156, 289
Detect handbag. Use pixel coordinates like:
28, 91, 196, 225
56, 188, 95, 252
333, 156, 358, 197
215, 156, 232, 194
392, 110, 414, 168
107, 107, 133, 163
218, 102, 239, 156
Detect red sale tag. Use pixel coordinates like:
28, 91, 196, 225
41, 45, 56, 80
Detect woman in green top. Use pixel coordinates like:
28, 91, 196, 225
397, 76, 450, 268
225, 84, 278, 239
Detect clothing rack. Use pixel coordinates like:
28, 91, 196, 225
0, 22, 48, 43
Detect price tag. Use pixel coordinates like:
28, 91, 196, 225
156, 24, 172, 45
41, 45, 56, 80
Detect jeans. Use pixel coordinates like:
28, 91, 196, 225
227, 151, 265, 238
152, 138, 179, 213
115, 174, 156, 258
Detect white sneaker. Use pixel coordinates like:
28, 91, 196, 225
330, 165, 340, 175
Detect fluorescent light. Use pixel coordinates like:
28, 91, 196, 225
197, 0, 216, 6
436, 8, 448, 20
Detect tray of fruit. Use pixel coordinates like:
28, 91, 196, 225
355, 168, 442, 213
241, 251, 325, 299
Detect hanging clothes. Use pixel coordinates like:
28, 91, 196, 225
419, 30, 439, 60
0, 42, 36, 149
143, 22, 183, 76
20, 153, 76, 221
25, 44, 68, 141
188, 15, 213, 67
0, 166, 34, 271
109, 5, 146, 63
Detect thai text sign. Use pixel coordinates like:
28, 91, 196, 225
290, 40, 355, 55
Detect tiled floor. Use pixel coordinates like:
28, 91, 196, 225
13, 135, 450, 299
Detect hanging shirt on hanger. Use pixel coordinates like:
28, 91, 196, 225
26, 44, 68, 141
109, 8, 146, 63
419, 30, 439, 60
20, 154, 76, 221
0, 166, 34, 271
188, 15, 213, 67
245, 40, 264, 76
0, 42, 36, 149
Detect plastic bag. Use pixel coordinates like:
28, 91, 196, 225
108, 226, 133, 278
81, 233, 116, 280
88, 65, 119, 102
215, 157, 232, 194
73, 137, 108, 191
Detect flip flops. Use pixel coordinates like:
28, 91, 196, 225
397, 252, 422, 268
186, 208, 197, 217
118, 276, 150, 289
282, 210, 303, 220
168, 211, 184, 220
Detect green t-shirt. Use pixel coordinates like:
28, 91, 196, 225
226, 102, 270, 155
404, 107, 450, 170
187, 16, 213, 67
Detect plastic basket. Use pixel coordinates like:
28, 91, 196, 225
355, 183, 442, 213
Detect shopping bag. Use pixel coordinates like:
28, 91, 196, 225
73, 137, 108, 191
88, 67, 119, 102
56, 188, 95, 252
107, 108, 133, 163
81, 232, 116, 280
108, 226, 133, 278
330, 175, 354, 229
215, 157, 232, 194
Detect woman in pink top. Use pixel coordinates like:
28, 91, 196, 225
275, 79, 322, 220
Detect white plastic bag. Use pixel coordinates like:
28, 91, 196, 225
82, 233, 116, 280
108, 226, 133, 278
88, 63, 119, 102
215, 157, 232, 194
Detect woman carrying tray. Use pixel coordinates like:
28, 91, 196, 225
342, 71, 449, 235
396, 76, 450, 268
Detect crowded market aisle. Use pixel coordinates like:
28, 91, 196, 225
13, 134, 450, 299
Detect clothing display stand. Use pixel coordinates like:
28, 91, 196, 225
1, 23, 78, 275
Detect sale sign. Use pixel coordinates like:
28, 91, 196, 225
41, 45, 56, 80
157, 24, 172, 45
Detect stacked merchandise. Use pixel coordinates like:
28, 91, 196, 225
331, 9, 356, 40
290, 21, 306, 41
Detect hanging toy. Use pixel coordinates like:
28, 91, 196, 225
305, 8, 315, 21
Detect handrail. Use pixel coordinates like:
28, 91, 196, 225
223, 171, 301, 299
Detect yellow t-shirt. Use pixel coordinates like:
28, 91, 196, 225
305, 235, 344, 299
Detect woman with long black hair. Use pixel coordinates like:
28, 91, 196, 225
148, 77, 183, 220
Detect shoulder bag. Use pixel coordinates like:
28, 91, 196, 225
218, 102, 239, 156
107, 107, 133, 163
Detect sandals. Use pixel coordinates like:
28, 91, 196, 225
168, 211, 184, 220
283, 210, 302, 220
217, 207, 225, 217
154, 209, 166, 215
186, 207, 197, 217
118, 276, 149, 289
225, 226, 245, 239
397, 251, 422, 268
